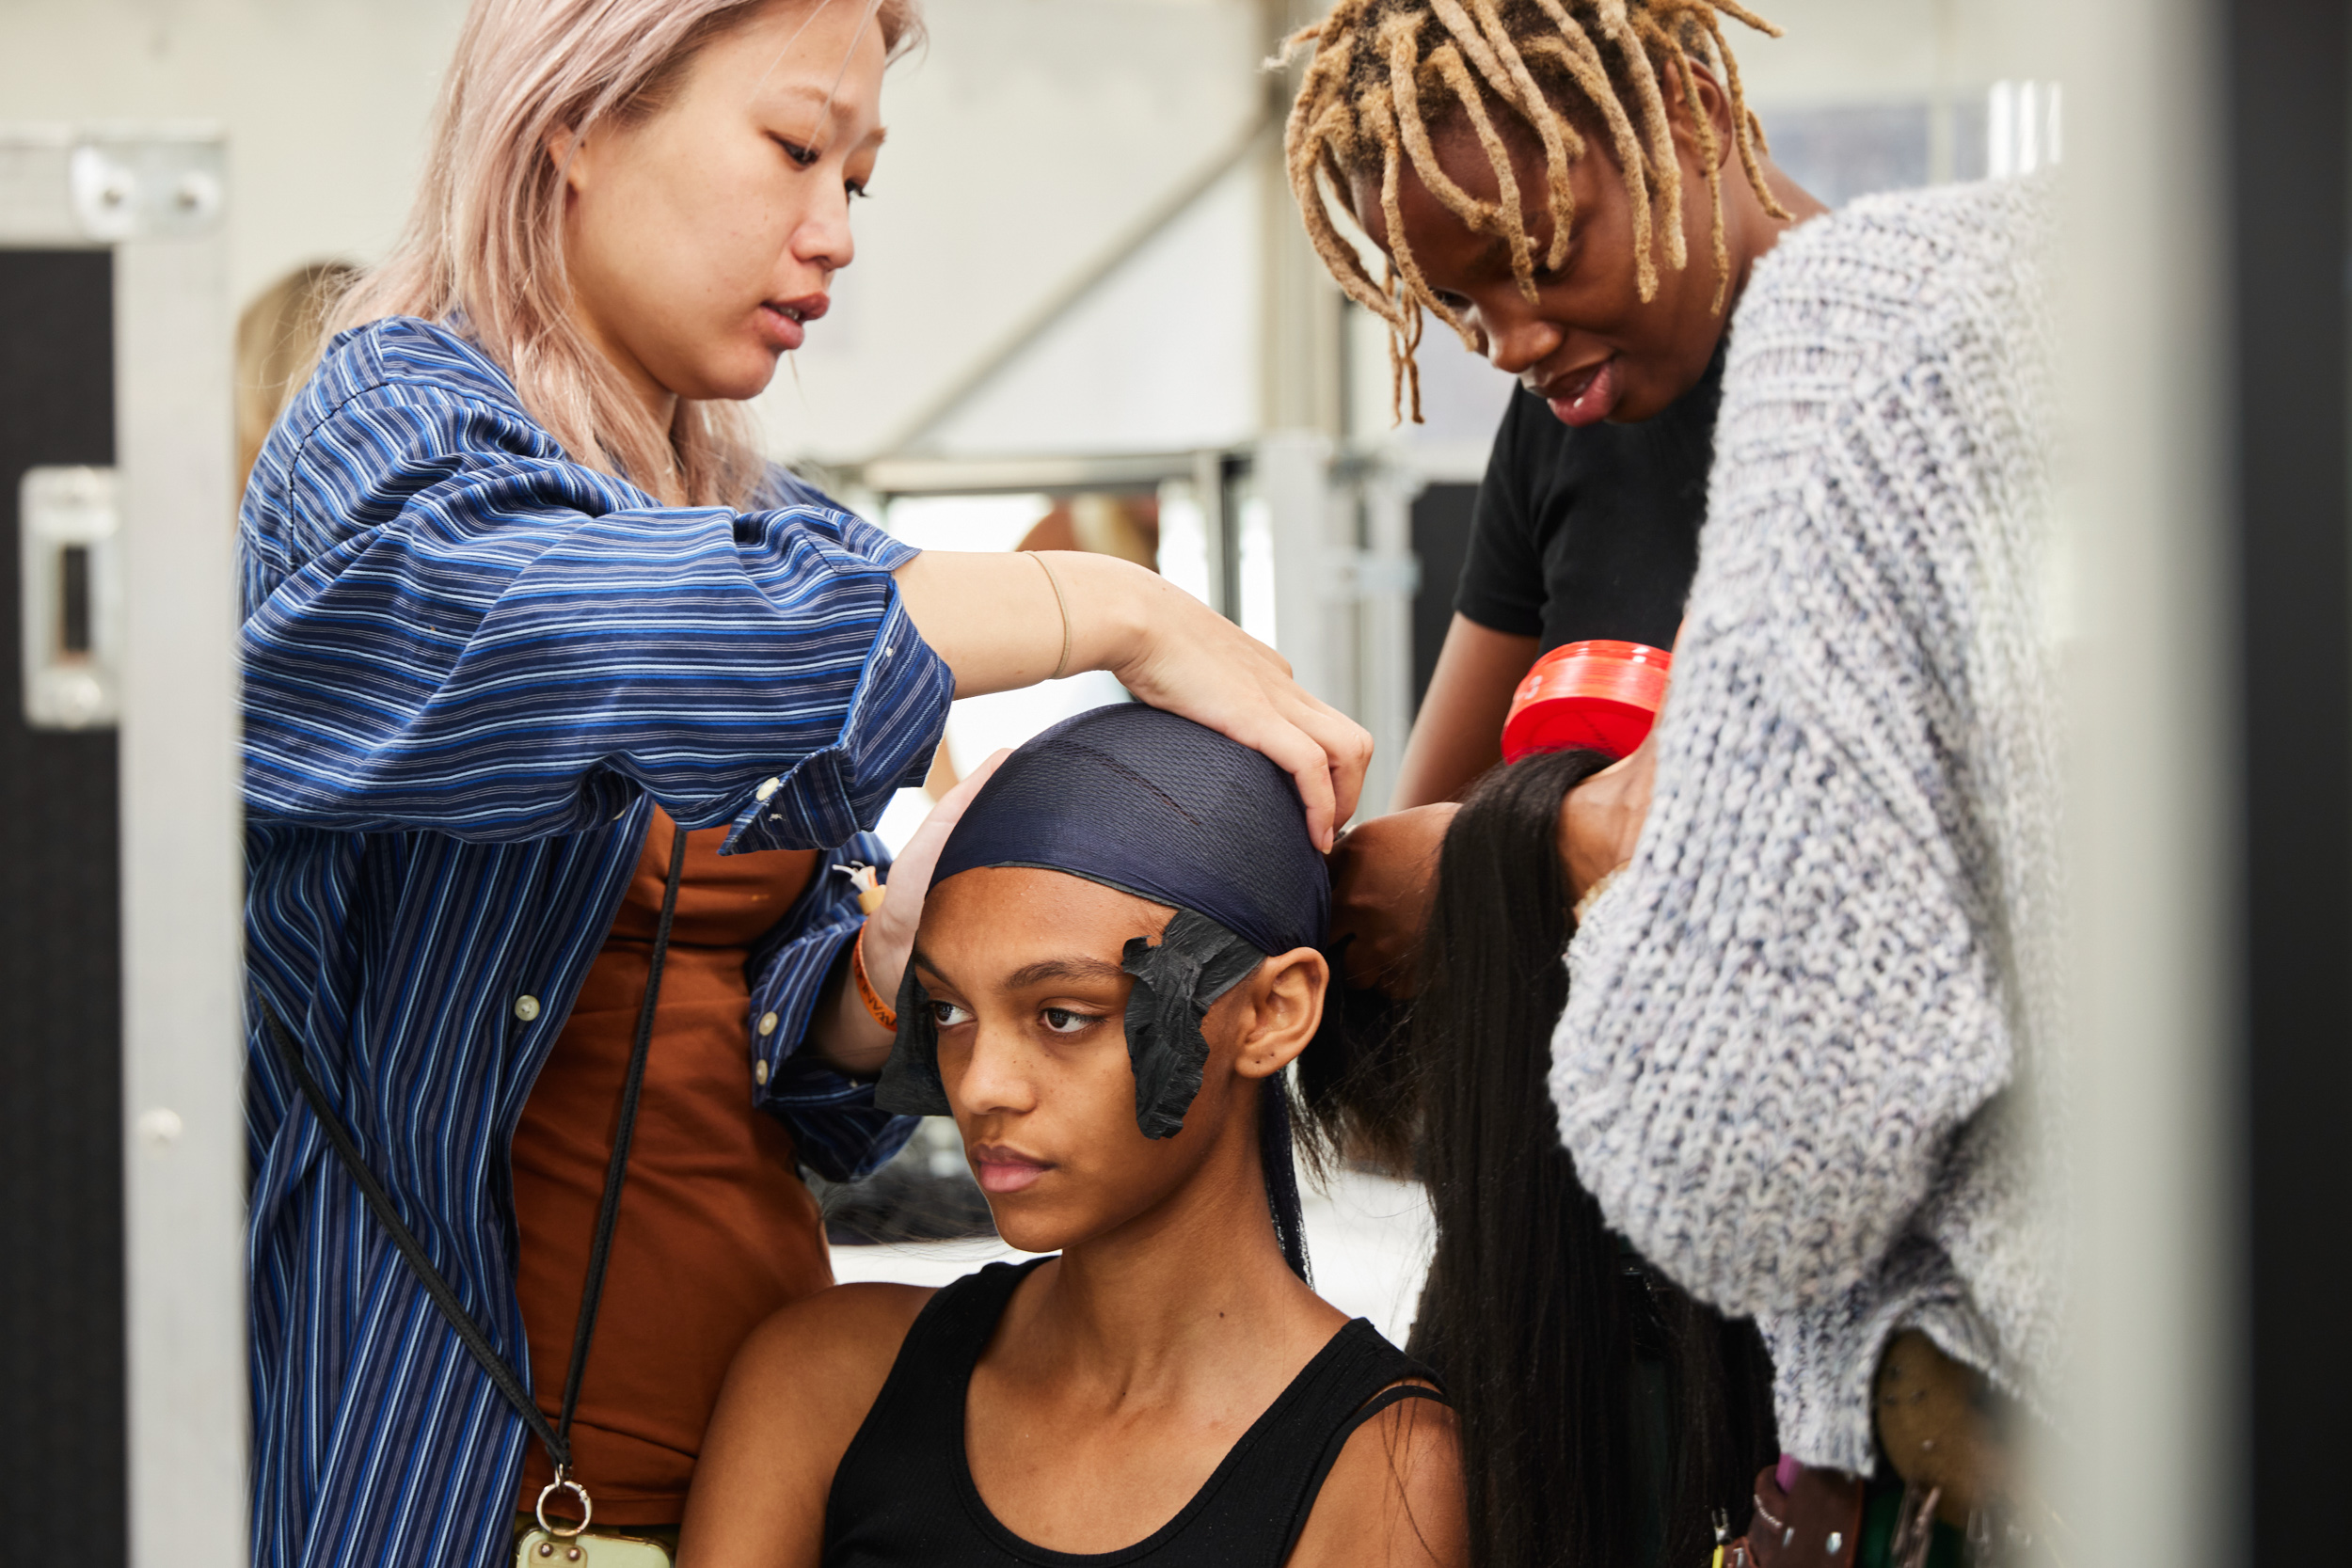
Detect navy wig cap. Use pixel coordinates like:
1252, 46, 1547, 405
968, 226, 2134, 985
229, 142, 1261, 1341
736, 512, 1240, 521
931, 702, 1328, 955
875, 703, 1328, 1278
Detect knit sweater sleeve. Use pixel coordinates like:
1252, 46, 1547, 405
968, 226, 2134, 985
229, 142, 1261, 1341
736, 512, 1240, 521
1548, 186, 2048, 1324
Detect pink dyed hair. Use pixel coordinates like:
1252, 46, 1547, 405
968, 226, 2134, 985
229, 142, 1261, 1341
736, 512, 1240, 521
329, 0, 923, 507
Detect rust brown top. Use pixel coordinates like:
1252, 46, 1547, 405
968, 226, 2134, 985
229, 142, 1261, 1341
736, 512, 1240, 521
511, 809, 830, 1525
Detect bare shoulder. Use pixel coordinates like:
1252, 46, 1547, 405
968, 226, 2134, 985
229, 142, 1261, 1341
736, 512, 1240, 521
737, 1282, 933, 1385
715, 1282, 935, 1453
675, 1284, 934, 1568
1284, 1382, 1467, 1568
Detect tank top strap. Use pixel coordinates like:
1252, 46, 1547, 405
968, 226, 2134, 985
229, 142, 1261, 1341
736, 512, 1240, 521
1179, 1319, 1447, 1568
824, 1258, 1046, 1546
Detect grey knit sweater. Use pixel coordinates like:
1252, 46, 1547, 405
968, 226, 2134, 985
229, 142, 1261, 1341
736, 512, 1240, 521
1549, 176, 2063, 1471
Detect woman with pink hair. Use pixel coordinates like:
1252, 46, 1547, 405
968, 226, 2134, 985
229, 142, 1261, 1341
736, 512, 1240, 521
238, 4, 1368, 1565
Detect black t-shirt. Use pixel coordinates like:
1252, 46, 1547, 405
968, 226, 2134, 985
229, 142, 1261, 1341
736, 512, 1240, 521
1453, 341, 1725, 654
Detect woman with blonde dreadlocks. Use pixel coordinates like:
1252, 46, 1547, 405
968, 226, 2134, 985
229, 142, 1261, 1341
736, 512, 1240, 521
1293, 3, 2066, 1567
1293, 0, 1825, 838
1288, 6, 1818, 1562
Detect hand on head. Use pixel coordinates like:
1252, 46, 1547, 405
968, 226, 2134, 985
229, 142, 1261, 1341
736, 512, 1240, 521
853, 749, 1010, 1022
1105, 570, 1372, 850
894, 553, 1372, 852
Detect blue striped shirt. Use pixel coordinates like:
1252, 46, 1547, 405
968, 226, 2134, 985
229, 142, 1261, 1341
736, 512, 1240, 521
240, 317, 950, 1568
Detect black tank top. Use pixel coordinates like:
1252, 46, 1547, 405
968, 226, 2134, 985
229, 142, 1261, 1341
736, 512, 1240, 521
823, 1259, 1447, 1568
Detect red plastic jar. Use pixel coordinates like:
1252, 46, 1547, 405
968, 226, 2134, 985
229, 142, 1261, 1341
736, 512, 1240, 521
1501, 639, 1673, 763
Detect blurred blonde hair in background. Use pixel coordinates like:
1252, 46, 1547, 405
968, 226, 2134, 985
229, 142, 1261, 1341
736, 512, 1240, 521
235, 259, 358, 494
326, 0, 922, 509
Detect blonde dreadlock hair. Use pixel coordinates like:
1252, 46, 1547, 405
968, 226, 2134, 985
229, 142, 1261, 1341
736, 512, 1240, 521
1283, 0, 1788, 422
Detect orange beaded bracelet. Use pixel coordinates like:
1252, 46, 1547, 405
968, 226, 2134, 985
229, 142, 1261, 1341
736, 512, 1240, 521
850, 921, 898, 1031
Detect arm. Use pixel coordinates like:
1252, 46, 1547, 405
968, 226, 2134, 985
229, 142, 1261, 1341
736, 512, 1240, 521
1548, 324, 2026, 1322
1388, 615, 1539, 810
739, 833, 914, 1180
1286, 1392, 1467, 1568
247, 382, 1363, 849
676, 1283, 932, 1568
753, 756, 1012, 1176
1390, 388, 1549, 812
893, 549, 1368, 847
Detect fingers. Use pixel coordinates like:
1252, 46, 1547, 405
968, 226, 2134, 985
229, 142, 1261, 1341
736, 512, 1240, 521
1251, 719, 1340, 850
913, 748, 1009, 846
1111, 591, 1374, 849
1289, 701, 1373, 831
872, 748, 1011, 960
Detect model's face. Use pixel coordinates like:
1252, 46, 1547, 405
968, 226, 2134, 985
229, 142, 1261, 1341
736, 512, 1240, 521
559, 0, 887, 410
1346, 71, 1734, 428
914, 868, 1320, 1257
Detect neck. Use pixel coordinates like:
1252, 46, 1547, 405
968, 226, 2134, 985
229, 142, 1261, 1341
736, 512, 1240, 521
1722, 153, 1831, 318
566, 303, 685, 485
1013, 1117, 1323, 1396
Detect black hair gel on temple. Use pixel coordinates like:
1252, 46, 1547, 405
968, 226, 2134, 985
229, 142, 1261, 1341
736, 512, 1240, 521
1403, 749, 1780, 1568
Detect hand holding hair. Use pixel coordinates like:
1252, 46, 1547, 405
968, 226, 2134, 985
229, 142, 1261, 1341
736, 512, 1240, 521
1325, 802, 1458, 1000
893, 549, 1371, 849
1555, 724, 1657, 904
860, 750, 1009, 1006
810, 750, 1008, 1075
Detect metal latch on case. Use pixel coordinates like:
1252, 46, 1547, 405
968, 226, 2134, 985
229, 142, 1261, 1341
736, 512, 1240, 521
19, 466, 121, 730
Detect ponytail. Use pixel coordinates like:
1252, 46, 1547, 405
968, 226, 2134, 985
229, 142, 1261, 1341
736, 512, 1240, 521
1315, 751, 1780, 1566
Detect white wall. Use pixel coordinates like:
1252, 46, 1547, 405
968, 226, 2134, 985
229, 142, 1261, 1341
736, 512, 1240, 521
0, 0, 469, 303
0, 0, 2040, 467
0, 0, 1268, 466
771, 0, 1266, 461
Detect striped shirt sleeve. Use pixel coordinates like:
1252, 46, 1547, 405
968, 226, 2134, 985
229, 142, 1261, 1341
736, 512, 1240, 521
243, 379, 949, 847
747, 832, 921, 1183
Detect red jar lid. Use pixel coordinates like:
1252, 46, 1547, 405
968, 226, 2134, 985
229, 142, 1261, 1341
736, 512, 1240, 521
1501, 639, 1672, 763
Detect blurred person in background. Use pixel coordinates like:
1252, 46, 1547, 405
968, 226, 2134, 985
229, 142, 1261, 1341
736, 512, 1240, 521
1015, 491, 1160, 568
233, 259, 357, 490
1290, 2, 2065, 1561
237, 3, 1368, 1567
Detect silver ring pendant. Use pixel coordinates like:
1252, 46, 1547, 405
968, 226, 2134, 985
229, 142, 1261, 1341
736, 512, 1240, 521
536, 1473, 594, 1540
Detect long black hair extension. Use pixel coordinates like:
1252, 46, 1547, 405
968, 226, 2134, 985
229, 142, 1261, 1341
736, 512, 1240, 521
1313, 749, 1779, 1568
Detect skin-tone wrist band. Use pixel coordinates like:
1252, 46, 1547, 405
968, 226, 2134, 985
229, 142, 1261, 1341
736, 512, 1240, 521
851, 920, 898, 1031
1026, 550, 1073, 682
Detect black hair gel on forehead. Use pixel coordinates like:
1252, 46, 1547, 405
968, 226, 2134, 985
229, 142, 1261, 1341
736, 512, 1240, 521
876, 704, 1324, 1280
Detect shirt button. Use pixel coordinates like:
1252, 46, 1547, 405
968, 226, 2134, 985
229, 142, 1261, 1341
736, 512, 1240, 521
755, 777, 782, 802
513, 995, 542, 1022
758, 1011, 779, 1037
753, 1059, 771, 1085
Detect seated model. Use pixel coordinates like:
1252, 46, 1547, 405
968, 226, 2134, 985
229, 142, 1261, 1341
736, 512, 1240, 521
676, 705, 1465, 1568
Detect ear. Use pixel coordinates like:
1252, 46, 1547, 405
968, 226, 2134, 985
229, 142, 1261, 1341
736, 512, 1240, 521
547, 123, 593, 193
1228, 948, 1329, 1083
1663, 56, 1739, 171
